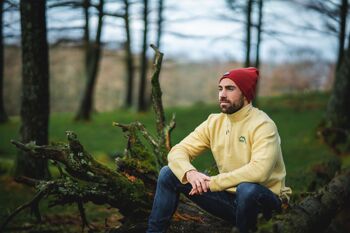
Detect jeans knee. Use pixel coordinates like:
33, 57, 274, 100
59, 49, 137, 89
236, 182, 260, 202
158, 166, 174, 185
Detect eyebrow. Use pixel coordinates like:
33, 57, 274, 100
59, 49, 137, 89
218, 85, 236, 88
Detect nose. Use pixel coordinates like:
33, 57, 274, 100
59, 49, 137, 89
219, 89, 226, 99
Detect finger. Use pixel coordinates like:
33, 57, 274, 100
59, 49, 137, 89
195, 180, 203, 194
199, 179, 207, 192
189, 188, 197, 195
189, 181, 197, 190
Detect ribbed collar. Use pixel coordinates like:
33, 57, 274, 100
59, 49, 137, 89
225, 103, 253, 122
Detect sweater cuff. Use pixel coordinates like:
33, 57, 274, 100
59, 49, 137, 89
209, 175, 221, 192
169, 162, 197, 184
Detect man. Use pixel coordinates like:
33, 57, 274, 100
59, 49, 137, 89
147, 67, 292, 233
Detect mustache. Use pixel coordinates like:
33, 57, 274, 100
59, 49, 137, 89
219, 98, 230, 103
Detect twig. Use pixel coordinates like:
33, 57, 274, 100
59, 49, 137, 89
0, 190, 46, 231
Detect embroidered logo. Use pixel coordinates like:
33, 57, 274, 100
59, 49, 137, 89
223, 71, 230, 76
239, 136, 246, 144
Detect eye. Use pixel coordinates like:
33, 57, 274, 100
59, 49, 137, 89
227, 86, 235, 91
218, 87, 223, 91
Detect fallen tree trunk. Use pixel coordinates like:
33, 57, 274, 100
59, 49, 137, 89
258, 168, 350, 233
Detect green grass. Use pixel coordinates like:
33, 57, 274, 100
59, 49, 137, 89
0, 91, 340, 231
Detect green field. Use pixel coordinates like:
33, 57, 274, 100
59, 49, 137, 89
0, 91, 343, 232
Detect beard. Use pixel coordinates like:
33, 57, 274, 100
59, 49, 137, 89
219, 95, 245, 114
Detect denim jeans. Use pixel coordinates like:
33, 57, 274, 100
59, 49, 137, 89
146, 166, 281, 233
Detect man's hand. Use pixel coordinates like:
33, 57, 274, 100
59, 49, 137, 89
186, 170, 211, 195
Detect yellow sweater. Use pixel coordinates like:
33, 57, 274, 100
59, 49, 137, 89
168, 104, 292, 201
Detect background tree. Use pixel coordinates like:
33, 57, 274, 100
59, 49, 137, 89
156, 0, 164, 49
14, 0, 50, 179
323, 30, 350, 152
255, 0, 263, 69
293, 0, 349, 70
0, 1, 8, 123
245, 0, 253, 67
252, 0, 264, 107
75, 0, 104, 120
138, 0, 149, 112
123, 0, 135, 108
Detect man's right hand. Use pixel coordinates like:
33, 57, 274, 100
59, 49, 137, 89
186, 170, 211, 195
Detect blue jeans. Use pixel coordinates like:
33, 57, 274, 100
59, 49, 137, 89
147, 166, 281, 233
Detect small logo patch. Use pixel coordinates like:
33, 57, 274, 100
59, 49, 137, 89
239, 136, 246, 143
223, 71, 230, 76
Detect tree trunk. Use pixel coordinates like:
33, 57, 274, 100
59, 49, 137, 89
323, 34, 350, 146
14, 0, 50, 179
252, 0, 263, 107
123, 0, 134, 108
0, 1, 8, 123
75, 0, 104, 121
258, 168, 350, 233
138, 0, 149, 112
83, 0, 91, 71
156, 0, 164, 49
325, 31, 350, 138
255, 0, 263, 70
244, 0, 253, 68
336, 0, 348, 70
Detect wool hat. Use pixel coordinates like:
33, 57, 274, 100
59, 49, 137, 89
219, 67, 259, 102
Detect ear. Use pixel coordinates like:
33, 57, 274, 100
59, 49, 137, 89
243, 96, 249, 105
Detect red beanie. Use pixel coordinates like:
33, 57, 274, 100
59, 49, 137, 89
219, 67, 259, 102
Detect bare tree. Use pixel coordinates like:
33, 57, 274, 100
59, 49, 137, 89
123, 0, 135, 108
245, 0, 253, 67
156, 0, 164, 49
14, 0, 50, 179
138, 0, 149, 112
252, 0, 264, 107
255, 0, 263, 69
75, 0, 104, 120
293, 0, 349, 69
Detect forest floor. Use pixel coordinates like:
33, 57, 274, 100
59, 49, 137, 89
1, 91, 349, 232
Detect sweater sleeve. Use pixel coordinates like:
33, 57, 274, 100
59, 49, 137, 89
209, 121, 280, 191
168, 117, 211, 183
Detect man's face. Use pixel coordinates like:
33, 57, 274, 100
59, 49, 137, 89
218, 78, 245, 114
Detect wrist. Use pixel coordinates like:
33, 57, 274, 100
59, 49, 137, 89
185, 169, 196, 180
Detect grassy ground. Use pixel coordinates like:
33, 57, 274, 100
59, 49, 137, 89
0, 91, 342, 232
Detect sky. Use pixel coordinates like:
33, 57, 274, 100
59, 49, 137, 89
4, 0, 342, 63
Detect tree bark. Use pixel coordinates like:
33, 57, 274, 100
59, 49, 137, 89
75, 0, 104, 121
244, 0, 253, 68
14, 0, 50, 179
138, 0, 149, 112
123, 0, 134, 108
258, 168, 350, 233
0, 1, 8, 123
